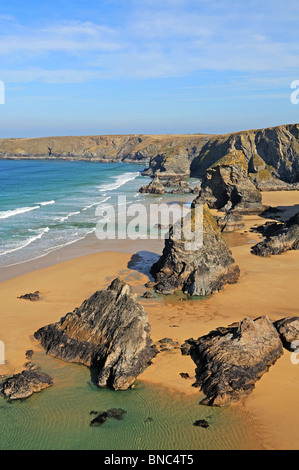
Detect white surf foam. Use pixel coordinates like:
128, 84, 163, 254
56, 211, 81, 223
0, 205, 40, 219
0, 227, 50, 256
82, 196, 111, 211
38, 200, 55, 206
98, 171, 140, 192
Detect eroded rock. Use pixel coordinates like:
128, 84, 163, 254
34, 278, 156, 391
185, 316, 284, 406
139, 175, 166, 194
150, 204, 240, 296
18, 291, 40, 301
251, 212, 299, 256
216, 213, 245, 232
1, 370, 53, 400
274, 317, 299, 351
193, 151, 263, 214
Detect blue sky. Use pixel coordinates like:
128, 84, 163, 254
0, 0, 299, 137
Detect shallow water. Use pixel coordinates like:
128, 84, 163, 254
0, 351, 262, 450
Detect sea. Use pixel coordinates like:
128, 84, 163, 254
0, 159, 150, 267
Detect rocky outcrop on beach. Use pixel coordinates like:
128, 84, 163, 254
164, 178, 188, 188
139, 175, 166, 194
216, 213, 245, 232
34, 278, 156, 390
274, 317, 299, 351
193, 150, 264, 214
251, 212, 299, 256
184, 316, 284, 406
168, 183, 193, 195
1, 369, 53, 400
150, 204, 240, 296
18, 291, 40, 301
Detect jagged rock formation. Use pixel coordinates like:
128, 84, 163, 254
184, 316, 284, 406
193, 150, 264, 214
1, 370, 53, 400
34, 278, 156, 390
251, 220, 284, 237
163, 178, 193, 193
168, 183, 193, 195
216, 213, 245, 232
139, 175, 166, 194
251, 212, 299, 256
191, 124, 299, 187
274, 317, 299, 351
141, 138, 211, 178
18, 291, 40, 301
164, 178, 189, 188
150, 204, 240, 296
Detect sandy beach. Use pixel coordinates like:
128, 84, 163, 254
0, 190, 299, 450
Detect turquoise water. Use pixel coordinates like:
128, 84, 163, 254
0, 351, 261, 450
0, 160, 149, 266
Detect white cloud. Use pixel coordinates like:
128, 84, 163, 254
0, 3, 298, 84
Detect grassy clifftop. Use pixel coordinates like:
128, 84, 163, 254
1, 123, 298, 184
0, 133, 210, 166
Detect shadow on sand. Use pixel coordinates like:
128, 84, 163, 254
127, 251, 160, 280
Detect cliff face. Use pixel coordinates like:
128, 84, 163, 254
190, 124, 299, 185
0, 133, 210, 172
1, 124, 298, 184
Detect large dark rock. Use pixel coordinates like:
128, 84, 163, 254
150, 204, 240, 296
139, 175, 166, 194
34, 278, 156, 390
274, 317, 299, 351
1, 369, 53, 400
185, 316, 284, 406
90, 412, 108, 427
251, 212, 299, 256
193, 151, 263, 214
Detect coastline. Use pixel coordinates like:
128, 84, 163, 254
0, 190, 299, 449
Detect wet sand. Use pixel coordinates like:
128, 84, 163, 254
0, 190, 299, 449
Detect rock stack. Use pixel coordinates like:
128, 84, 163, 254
150, 204, 240, 296
34, 278, 156, 390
